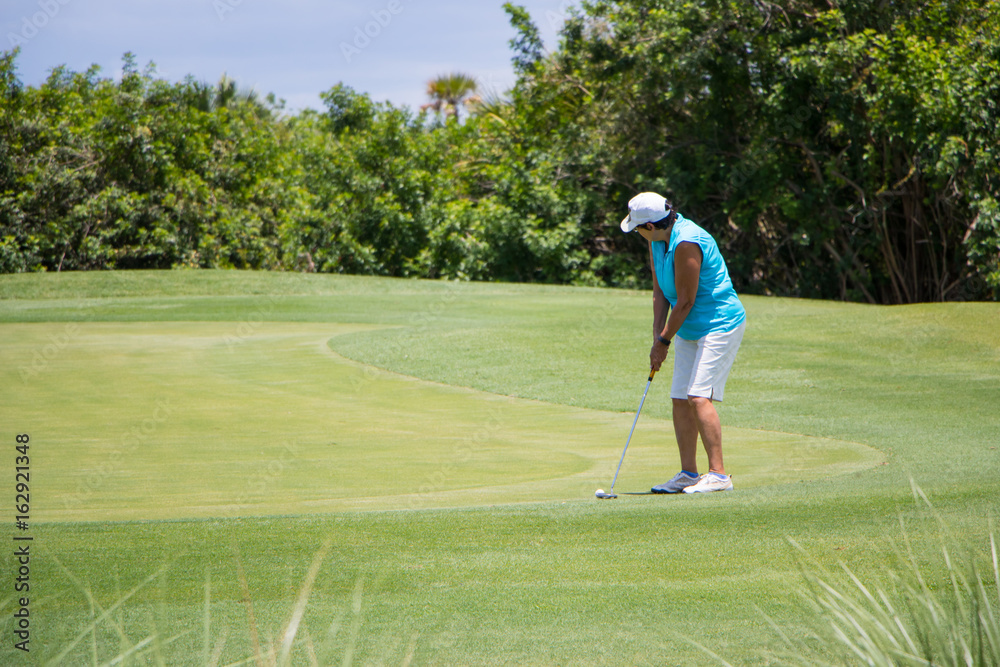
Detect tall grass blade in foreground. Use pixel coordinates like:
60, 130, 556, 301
775, 489, 999, 666
232, 543, 267, 667
275, 538, 331, 667
51, 540, 336, 666
47, 558, 174, 666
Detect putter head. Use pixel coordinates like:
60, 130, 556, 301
595, 491, 618, 499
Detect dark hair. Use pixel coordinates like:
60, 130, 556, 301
651, 208, 677, 229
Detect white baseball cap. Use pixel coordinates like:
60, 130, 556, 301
620, 192, 670, 232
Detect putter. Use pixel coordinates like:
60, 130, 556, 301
596, 368, 656, 499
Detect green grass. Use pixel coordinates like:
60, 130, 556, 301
0, 270, 998, 665
780, 487, 1000, 666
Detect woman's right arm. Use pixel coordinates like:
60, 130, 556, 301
649, 241, 670, 370
650, 240, 669, 337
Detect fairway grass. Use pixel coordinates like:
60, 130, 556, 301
1, 270, 997, 665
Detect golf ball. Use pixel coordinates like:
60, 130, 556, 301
595, 489, 604, 496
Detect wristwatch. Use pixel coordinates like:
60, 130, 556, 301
656, 334, 671, 347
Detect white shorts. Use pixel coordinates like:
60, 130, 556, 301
670, 321, 745, 402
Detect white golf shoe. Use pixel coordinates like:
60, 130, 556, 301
651, 471, 700, 494
682, 472, 733, 493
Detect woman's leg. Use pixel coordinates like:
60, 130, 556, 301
672, 397, 700, 473
689, 396, 724, 474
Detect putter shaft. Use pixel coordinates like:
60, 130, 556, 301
607, 369, 656, 494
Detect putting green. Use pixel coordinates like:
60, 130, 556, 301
5, 322, 881, 522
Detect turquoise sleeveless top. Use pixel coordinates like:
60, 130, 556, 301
651, 215, 746, 340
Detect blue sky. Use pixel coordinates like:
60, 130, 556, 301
3, 0, 573, 113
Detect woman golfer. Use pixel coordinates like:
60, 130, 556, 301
620, 192, 746, 494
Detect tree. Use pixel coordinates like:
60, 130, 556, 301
503, 3, 544, 75
186, 73, 273, 119
494, 0, 1000, 301
421, 72, 479, 121
2, 2, 997, 303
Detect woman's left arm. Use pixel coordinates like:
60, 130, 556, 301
659, 241, 701, 341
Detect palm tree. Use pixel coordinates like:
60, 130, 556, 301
421, 72, 479, 121
188, 73, 270, 118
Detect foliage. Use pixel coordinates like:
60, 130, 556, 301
1, 0, 999, 301
503, 0, 1000, 301
421, 72, 479, 121
503, 2, 545, 75
772, 487, 1000, 667
0, 51, 299, 272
